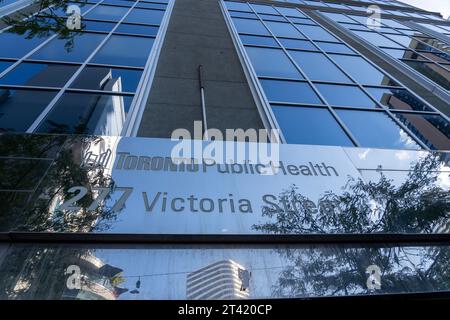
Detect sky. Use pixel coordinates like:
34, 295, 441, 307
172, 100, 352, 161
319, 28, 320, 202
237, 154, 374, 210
398, 0, 450, 19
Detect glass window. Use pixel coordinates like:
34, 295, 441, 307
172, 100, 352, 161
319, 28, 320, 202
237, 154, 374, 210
330, 54, 394, 86
115, 23, 159, 36
0, 89, 57, 132
289, 51, 352, 83
365, 87, 433, 112
265, 21, 304, 38
278, 38, 316, 50
102, 0, 133, 6
353, 31, 402, 48
240, 35, 279, 47
85, 5, 129, 21
124, 8, 164, 25
260, 79, 322, 104
0, 62, 78, 87
402, 61, 450, 91
231, 18, 270, 35
36, 93, 133, 134
384, 34, 414, 47
259, 14, 286, 22
393, 113, 450, 150
245, 47, 302, 79
295, 25, 338, 42
336, 110, 421, 150
315, 42, 354, 54
31, 33, 105, 63
136, 2, 167, 10
229, 11, 257, 19
82, 20, 116, 32
275, 7, 305, 18
0, 32, 49, 59
225, 1, 252, 12
0, 61, 13, 74
70, 66, 143, 92
250, 4, 278, 15
315, 84, 376, 108
92, 35, 155, 67
272, 105, 353, 146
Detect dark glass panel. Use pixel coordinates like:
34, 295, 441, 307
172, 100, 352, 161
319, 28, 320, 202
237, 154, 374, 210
115, 23, 159, 36
260, 79, 322, 104
336, 110, 421, 150
85, 5, 129, 21
0, 31, 49, 59
0, 61, 13, 74
231, 18, 270, 35
315, 84, 376, 108
265, 21, 304, 38
315, 42, 354, 54
37, 92, 133, 135
224, 1, 252, 12
91, 35, 154, 67
272, 105, 354, 146
289, 51, 352, 83
31, 33, 105, 63
295, 25, 338, 42
0, 63, 78, 87
124, 8, 164, 25
278, 38, 316, 50
0, 89, 57, 132
70, 66, 142, 92
245, 47, 302, 79
82, 20, 116, 32
240, 35, 279, 47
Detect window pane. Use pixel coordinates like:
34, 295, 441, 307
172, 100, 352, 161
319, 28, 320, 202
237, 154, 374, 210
315, 42, 354, 54
315, 84, 376, 108
0, 62, 78, 87
136, 2, 167, 10
402, 61, 450, 90
245, 47, 302, 79
115, 23, 159, 36
336, 110, 421, 150
0, 61, 13, 74
0, 89, 57, 132
31, 33, 105, 63
240, 35, 279, 47
278, 38, 316, 50
225, 1, 252, 12
272, 105, 353, 146
85, 5, 129, 21
82, 20, 116, 32
102, 0, 133, 6
275, 7, 305, 18
92, 35, 154, 67
259, 14, 287, 22
353, 31, 402, 48
70, 66, 142, 92
231, 18, 270, 35
124, 8, 164, 25
295, 25, 338, 42
260, 79, 322, 104
36, 93, 133, 135
229, 11, 257, 19
394, 113, 450, 150
330, 54, 394, 86
265, 21, 304, 38
365, 87, 433, 112
289, 51, 352, 82
250, 4, 278, 15
0, 32, 49, 59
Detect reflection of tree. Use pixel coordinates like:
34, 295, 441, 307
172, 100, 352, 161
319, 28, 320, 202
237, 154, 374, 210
1, 0, 89, 50
0, 134, 121, 232
253, 154, 450, 297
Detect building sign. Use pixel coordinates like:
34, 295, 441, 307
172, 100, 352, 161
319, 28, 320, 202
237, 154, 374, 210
0, 134, 448, 235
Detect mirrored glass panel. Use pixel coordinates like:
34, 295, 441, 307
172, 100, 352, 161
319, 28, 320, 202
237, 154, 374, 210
231, 18, 270, 35
240, 35, 279, 47
0, 62, 78, 87
245, 47, 302, 79
260, 79, 322, 104
84, 5, 129, 21
124, 8, 164, 25
36, 93, 133, 134
115, 23, 159, 36
0, 32, 49, 59
70, 66, 143, 93
0, 89, 57, 132
272, 105, 354, 146
315, 84, 376, 108
336, 110, 421, 150
91, 35, 154, 67
365, 87, 433, 112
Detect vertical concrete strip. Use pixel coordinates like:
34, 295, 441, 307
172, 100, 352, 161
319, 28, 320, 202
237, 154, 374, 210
137, 0, 264, 138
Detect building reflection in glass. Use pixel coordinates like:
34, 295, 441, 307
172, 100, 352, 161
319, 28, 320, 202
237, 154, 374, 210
0, 243, 449, 299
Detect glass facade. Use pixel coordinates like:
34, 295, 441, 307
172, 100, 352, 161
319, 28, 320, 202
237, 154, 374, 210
225, 1, 450, 150
0, 0, 449, 302
0, 0, 171, 135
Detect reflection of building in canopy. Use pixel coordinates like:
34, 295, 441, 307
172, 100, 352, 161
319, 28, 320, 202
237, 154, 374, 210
187, 260, 250, 300
62, 252, 127, 300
